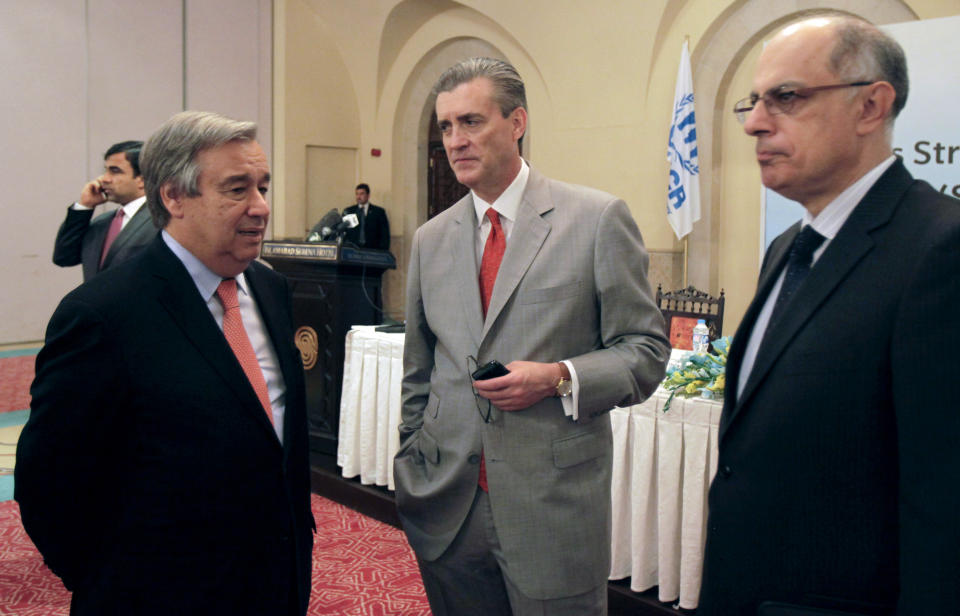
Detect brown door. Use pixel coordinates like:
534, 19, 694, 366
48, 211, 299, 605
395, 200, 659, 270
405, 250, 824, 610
426, 110, 468, 219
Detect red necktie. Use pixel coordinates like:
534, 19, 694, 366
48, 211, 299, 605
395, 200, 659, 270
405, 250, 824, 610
216, 279, 274, 424
99, 208, 125, 268
479, 208, 505, 317
477, 208, 505, 492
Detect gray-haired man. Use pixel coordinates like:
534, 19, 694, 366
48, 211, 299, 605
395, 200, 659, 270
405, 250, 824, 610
18, 111, 314, 615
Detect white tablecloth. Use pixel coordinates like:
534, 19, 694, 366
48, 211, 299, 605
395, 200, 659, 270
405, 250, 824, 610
336, 326, 722, 608
609, 391, 721, 609
337, 326, 405, 490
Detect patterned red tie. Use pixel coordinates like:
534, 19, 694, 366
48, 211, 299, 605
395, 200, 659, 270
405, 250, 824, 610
216, 279, 274, 424
477, 208, 505, 492
99, 208, 125, 268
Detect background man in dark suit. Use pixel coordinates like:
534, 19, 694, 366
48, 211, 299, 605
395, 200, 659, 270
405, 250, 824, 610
698, 15, 960, 615
342, 182, 390, 250
394, 57, 669, 615
52, 140, 158, 280
17, 111, 314, 616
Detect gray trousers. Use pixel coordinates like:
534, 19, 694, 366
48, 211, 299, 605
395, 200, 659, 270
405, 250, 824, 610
415, 488, 607, 616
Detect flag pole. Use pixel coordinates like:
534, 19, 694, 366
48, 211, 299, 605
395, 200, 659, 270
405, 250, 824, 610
668, 34, 699, 289
682, 34, 690, 288
682, 236, 688, 287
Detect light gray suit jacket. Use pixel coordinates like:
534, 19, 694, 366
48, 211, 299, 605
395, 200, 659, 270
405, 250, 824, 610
394, 167, 669, 600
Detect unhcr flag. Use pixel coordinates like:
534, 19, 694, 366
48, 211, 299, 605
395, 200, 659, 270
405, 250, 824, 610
667, 40, 701, 240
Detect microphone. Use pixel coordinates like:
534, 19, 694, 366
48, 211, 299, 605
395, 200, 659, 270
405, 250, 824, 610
325, 212, 360, 237
341, 213, 359, 229
307, 208, 341, 241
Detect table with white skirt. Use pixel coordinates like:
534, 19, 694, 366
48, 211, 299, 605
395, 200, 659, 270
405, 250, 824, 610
337, 326, 722, 609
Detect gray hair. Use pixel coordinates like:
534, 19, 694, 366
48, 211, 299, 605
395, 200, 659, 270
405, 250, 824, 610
828, 16, 909, 120
433, 57, 527, 117
141, 111, 258, 228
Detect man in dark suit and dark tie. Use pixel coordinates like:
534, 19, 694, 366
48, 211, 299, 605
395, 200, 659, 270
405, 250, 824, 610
342, 183, 390, 251
698, 15, 960, 615
17, 111, 314, 616
394, 57, 669, 615
52, 140, 158, 280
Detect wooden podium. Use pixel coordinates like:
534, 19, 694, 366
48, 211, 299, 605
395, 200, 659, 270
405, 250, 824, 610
261, 239, 396, 455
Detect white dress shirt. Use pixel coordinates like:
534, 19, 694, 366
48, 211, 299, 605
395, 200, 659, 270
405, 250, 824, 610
162, 231, 286, 442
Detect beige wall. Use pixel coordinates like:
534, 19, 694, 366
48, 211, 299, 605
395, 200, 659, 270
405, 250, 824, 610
0, 0, 272, 345
274, 0, 960, 331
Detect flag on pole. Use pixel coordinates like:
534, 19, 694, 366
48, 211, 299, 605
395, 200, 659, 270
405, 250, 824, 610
666, 40, 701, 240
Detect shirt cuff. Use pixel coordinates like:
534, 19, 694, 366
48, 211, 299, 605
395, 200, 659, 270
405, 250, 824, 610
560, 360, 579, 421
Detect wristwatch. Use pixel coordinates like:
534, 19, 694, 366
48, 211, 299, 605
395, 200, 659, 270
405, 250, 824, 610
555, 362, 573, 398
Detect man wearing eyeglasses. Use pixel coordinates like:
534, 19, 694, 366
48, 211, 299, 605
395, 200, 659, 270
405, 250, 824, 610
394, 57, 669, 615
698, 15, 960, 616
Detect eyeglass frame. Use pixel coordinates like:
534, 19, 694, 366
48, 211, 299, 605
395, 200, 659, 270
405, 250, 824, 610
732, 81, 875, 124
466, 355, 493, 424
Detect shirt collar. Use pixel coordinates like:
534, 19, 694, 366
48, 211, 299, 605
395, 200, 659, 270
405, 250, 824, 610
161, 230, 249, 302
473, 159, 529, 227
802, 155, 896, 238
120, 195, 147, 219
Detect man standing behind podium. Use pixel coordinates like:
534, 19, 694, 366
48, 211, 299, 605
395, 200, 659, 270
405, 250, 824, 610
53, 140, 158, 280
698, 15, 960, 615
394, 57, 669, 615
17, 111, 314, 616
343, 183, 390, 250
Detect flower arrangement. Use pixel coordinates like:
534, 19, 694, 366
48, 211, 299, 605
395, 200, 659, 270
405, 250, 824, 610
661, 336, 731, 412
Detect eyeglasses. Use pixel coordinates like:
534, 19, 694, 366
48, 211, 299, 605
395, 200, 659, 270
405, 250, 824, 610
733, 81, 874, 124
466, 356, 493, 424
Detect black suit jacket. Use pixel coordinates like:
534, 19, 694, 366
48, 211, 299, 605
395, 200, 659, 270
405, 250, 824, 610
698, 160, 960, 616
342, 203, 390, 251
52, 203, 158, 281
17, 237, 314, 616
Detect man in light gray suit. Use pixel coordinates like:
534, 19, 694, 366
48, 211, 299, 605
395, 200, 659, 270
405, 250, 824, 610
394, 57, 670, 616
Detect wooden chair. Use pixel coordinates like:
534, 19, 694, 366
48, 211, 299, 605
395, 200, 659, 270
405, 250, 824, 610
655, 285, 725, 351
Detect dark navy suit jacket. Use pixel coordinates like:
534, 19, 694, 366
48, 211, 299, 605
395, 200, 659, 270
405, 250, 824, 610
53, 203, 157, 280
18, 237, 314, 615
698, 159, 960, 615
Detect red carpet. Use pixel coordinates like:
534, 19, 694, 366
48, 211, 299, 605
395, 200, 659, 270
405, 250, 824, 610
0, 495, 430, 615
0, 355, 34, 414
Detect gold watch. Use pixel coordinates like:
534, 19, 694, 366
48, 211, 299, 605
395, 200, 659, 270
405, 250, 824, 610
555, 362, 573, 398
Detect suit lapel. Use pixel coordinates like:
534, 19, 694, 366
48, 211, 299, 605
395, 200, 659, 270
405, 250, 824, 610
146, 239, 282, 445
84, 214, 113, 279
726, 160, 912, 436
245, 263, 300, 455
720, 222, 798, 437
104, 206, 152, 266
480, 169, 552, 342
452, 195, 485, 347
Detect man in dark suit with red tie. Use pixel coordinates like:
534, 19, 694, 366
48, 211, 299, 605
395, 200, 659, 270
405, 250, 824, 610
52, 140, 158, 280
698, 15, 960, 615
17, 111, 314, 615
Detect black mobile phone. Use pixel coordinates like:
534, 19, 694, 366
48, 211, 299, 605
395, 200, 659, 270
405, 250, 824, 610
471, 360, 509, 380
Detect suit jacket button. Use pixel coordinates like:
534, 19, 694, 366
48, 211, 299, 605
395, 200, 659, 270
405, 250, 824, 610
468, 454, 480, 464
720, 465, 732, 478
